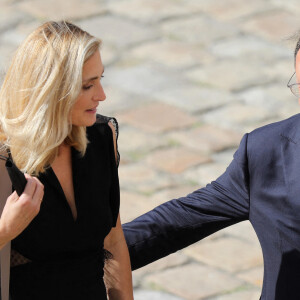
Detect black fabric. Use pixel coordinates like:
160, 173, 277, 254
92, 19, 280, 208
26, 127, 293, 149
9, 115, 120, 300
5, 159, 26, 196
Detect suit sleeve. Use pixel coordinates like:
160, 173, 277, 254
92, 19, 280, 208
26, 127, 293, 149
122, 133, 250, 270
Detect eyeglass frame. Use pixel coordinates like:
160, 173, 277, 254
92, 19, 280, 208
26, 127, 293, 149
287, 72, 300, 97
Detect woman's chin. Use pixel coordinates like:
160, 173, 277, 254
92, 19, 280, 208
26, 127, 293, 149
72, 114, 97, 127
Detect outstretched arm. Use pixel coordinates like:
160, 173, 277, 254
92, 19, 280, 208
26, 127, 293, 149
123, 134, 250, 270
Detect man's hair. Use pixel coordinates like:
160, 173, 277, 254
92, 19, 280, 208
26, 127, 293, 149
0, 21, 101, 175
295, 38, 300, 63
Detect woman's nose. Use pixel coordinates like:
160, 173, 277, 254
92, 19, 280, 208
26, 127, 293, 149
93, 83, 106, 102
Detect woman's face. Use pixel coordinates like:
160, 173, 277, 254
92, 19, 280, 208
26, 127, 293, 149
71, 51, 106, 126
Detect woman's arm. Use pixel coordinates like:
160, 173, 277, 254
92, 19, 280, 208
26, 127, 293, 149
104, 121, 133, 300
104, 214, 133, 300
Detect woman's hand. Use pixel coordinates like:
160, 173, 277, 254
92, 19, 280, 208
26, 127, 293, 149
0, 174, 44, 247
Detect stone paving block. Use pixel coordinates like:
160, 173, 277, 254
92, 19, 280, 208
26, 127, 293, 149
17, 0, 107, 20
134, 290, 184, 300
211, 148, 237, 166
220, 221, 259, 244
128, 39, 213, 69
169, 125, 241, 153
119, 163, 157, 185
0, 21, 40, 48
211, 35, 290, 62
78, 15, 158, 50
156, 85, 236, 113
183, 237, 263, 273
119, 163, 173, 194
105, 63, 184, 97
186, 60, 271, 92
146, 147, 211, 174
272, 0, 300, 15
161, 14, 239, 45
194, 0, 269, 22
0, 44, 15, 74
201, 103, 271, 133
149, 185, 199, 207
117, 102, 196, 133
0, 5, 30, 32
210, 289, 261, 300
134, 253, 189, 277
107, 0, 201, 23
183, 162, 228, 187
98, 44, 119, 67
100, 85, 151, 116
264, 58, 295, 83
117, 127, 167, 153
120, 190, 154, 223
237, 84, 297, 120
144, 263, 244, 299
237, 266, 264, 287
242, 10, 300, 42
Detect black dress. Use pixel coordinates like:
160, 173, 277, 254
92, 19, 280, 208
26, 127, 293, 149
9, 115, 120, 300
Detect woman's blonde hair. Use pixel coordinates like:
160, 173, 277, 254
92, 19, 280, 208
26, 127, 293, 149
0, 21, 101, 175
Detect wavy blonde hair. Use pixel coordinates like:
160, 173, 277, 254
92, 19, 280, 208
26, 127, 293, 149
0, 21, 101, 175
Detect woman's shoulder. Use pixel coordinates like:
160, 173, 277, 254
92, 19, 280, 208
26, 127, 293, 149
87, 114, 120, 166
94, 114, 118, 137
88, 114, 119, 137
95, 114, 116, 125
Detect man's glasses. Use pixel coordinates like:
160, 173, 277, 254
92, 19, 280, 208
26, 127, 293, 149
287, 72, 300, 97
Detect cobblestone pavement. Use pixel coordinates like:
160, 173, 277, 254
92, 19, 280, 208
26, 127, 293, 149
1, 0, 300, 299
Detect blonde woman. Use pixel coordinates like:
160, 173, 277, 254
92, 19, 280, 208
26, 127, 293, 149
0, 21, 133, 300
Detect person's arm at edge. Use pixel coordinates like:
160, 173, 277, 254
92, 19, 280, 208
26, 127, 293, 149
104, 121, 133, 300
0, 172, 44, 249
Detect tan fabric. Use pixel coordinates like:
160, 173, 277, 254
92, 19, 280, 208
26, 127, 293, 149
0, 150, 12, 300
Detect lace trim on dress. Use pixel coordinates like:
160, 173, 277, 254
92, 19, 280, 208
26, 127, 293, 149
11, 249, 31, 267
95, 114, 120, 167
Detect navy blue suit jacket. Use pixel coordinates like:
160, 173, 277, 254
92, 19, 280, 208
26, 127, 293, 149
123, 113, 300, 300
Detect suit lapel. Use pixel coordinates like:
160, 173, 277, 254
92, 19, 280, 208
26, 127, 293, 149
280, 114, 300, 209
279, 115, 300, 249
280, 134, 300, 212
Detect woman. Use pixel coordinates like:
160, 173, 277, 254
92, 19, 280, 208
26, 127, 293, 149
0, 21, 133, 299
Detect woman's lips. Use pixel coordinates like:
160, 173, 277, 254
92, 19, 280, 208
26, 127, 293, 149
86, 108, 97, 113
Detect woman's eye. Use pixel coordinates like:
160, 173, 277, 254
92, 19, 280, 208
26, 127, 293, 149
83, 85, 93, 90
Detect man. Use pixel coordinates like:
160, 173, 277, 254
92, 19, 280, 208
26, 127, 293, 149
122, 40, 300, 300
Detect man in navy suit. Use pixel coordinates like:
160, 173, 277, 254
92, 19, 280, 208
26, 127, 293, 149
122, 40, 300, 299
